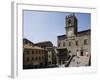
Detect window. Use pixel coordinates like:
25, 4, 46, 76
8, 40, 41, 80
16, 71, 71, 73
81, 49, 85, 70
40, 51, 41, 54
33, 50, 35, 54
26, 50, 29, 54
63, 42, 65, 47
58, 43, 60, 47
80, 49, 84, 56
37, 50, 39, 54
69, 42, 71, 46
32, 57, 34, 60
84, 39, 88, 45
76, 41, 78, 46
39, 56, 41, 60
42, 56, 44, 59
41, 50, 43, 54
81, 51, 83, 56
26, 57, 29, 62
32, 50, 34, 54
35, 57, 37, 61
35, 50, 37, 54
68, 51, 71, 53
39, 50, 41, 54
68, 19, 71, 24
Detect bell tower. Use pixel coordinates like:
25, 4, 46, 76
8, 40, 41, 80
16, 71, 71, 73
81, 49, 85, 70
65, 13, 78, 38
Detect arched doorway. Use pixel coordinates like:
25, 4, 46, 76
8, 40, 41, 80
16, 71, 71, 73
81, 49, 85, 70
80, 50, 83, 56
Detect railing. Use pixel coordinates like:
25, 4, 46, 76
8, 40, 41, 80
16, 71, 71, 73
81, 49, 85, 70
65, 55, 75, 67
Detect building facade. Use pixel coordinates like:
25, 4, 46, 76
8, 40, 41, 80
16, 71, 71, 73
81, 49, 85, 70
57, 14, 91, 67
23, 39, 57, 69
35, 41, 57, 67
23, 39, 46, 69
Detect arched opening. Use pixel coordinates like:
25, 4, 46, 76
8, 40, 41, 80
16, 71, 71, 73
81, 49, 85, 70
80, 50, 83, 56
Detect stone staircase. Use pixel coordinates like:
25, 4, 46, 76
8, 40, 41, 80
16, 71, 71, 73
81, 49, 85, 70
68, 56, 90, 67
65, 55, 75, 67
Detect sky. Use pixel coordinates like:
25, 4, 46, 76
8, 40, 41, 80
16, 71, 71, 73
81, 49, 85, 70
23, 10, 91, 46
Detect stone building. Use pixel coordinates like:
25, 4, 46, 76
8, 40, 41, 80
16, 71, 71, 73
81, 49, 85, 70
23, 38, 34, 47
35, 41, 53, 48
23, 39, 46, 69
23, 39, 57, 69
35, 41, 57, 67
57, 14, 91, 67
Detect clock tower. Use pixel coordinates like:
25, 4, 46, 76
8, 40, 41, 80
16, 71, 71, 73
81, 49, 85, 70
65, 14, 78, 38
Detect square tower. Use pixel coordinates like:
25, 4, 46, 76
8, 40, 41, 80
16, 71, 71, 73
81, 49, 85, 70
65, 13, 78, 38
